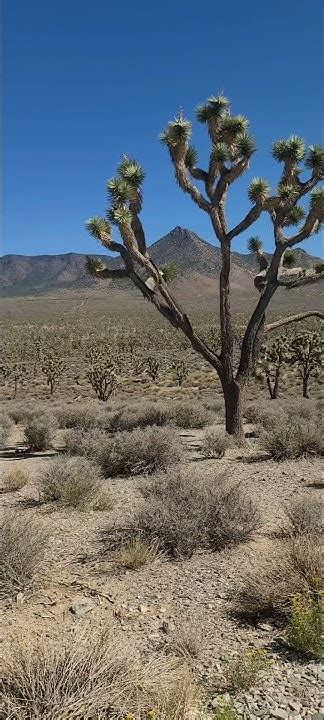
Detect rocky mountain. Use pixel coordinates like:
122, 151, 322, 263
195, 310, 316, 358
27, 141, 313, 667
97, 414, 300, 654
1, 226, 321, 298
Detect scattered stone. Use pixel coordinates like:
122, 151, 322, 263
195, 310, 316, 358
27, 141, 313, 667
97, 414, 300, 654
270, 710, 288, 719
258, 623, 273, 632
69, 597, 95, 617
138, 604, 149, 614
289, 702, 302, 713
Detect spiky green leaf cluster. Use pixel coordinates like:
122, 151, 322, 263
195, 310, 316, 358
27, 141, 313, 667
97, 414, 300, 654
212, 143, 230, 163
283, 205, 306, 226
277, 183, 299, 202
248, 236, 263, 253
85, 256, 106, 276
248, 177, 270, 204
85, 217, 111, 240
117, 155, 145, 187
310, 187, 324, 218
112, 206, 132, 226
106, 177, 135, 204
160, 116, 192, 148
196, 94, 229, 123
282, 249, 298, 268
160, 262, 179, 283
305, 145, 324, 174
272, 135, 306, 163
221, 114, 250, 142
234, 131, 256, 158
185, 145, 199, 170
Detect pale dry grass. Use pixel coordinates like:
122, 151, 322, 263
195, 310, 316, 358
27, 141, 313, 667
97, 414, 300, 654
2, 468, 29, 493
0, 512, 49, 600
114, 537, 162, 570
1, 630, 202, 719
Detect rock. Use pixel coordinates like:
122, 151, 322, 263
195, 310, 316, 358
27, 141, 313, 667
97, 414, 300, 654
138, 604, 149, 614
270, 710, 288, 719
258, 623, 273, 632
289, 702, 302, 713
70, 597, 95, 617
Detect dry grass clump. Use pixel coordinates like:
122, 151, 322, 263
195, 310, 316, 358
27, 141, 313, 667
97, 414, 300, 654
64, 426, 108, 458
222, 648, 272, 691
67, 425, 183, 478
261, 419, 321, 460
234, 534, 321, 621
1, 631, 201, 719
283, 398, 317, 422
171, 401, 213, 428
169, 626, 201, 659
244, 402, 285, 429
0, 412, 13, 448
106, 470, 260, 559
8, 401, 49, 425
0, 511, 48, 600
201, 428, 232, 458
114, 537, 161, 570
55, 403, 102, 430
284, 496, 322, 537
101, 400, 213, 432
106, 402, 171, 432
39, 455, 112, 511
2, 468, 29, 493
24, 413, 58, 451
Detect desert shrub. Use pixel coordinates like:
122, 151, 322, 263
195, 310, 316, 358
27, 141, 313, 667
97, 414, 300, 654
108, 470, 260, 558
234, 534, 321, 621
114, 537, 161, 570
107, 402, 171, 432
171, 401, 213, 428
24, 413, 58, 451
2, 468, 29, 493
286, 592, 323, 659
201, 428, 231, 458
283, 398, 317, 422
8, 401, 48, 425
1, 631, 200, 719
96, 425, 182, 478
202, 397, 224, 414
169, 626, 201, 659
261, 419, 321, 460
39, 455, 112, 511
284, 496, 322, 537
222, 648, 272, 691
55, 404, 102, 430
213, 702, 238, 720
0, 412, 13, 448
244, 402, 285, 429
63, 427, 108, 459
0, 512, 48, 600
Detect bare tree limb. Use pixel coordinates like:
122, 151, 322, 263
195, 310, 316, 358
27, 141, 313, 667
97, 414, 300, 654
278, 271, 324, 289
265, 311, 324, 333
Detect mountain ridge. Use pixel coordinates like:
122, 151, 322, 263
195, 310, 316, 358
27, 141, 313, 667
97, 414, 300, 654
1, 226, 321, 298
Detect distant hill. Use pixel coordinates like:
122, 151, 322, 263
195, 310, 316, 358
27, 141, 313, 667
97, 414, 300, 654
1, 226, 321, 300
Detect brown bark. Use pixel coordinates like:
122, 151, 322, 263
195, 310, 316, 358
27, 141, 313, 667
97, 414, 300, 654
223, 380, 244, 441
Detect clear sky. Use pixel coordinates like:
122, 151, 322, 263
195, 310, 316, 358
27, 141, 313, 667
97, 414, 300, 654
3, 0, 323, 257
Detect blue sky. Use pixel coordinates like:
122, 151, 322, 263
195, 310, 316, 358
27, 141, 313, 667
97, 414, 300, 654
3, 0, 323, 257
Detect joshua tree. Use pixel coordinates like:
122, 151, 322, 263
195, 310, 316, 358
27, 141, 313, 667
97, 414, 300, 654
1, 358, 27, 398
42, 352, 66, 395
86, 347, 117, 401
171, 358, 189, 386
85, 94, 323, 440
145, 355, 162, 381
255, 336, 290, 399
288, 331, 322, 398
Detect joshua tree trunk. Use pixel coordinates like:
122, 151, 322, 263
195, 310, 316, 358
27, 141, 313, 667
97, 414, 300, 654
222, 380, 244, 440
302, 374, 309, 398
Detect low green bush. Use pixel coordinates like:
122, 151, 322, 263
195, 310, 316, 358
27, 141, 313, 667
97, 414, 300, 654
201, 428, 231, 458
287, 593, 323, 659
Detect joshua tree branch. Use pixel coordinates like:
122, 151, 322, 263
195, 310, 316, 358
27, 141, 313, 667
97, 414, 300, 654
228, 203, 263, 241
173, 160, 212, 212
265, 311, 324, 333
278, 271, 324, 288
